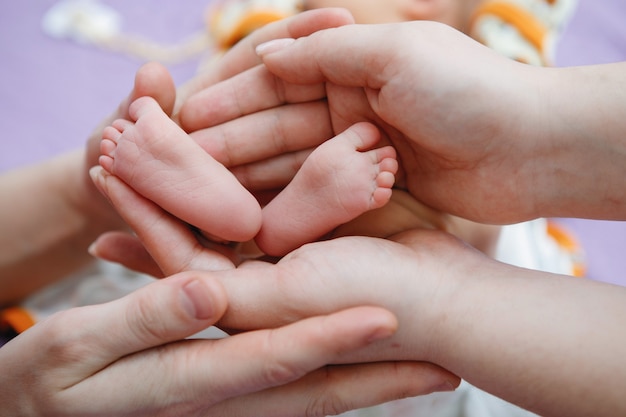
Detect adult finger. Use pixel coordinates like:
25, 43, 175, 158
90, 230, 164, 278
189, 100, 331, 167
214, 361, 459, 417
129, 61, 176, 117
9, 271, 227, 392
257, 23, 406, 88
181, 62, 326, 132
231, 148, 313, 192
57, 305, 403, 415
190, 306, 399, 405
176, 7, 354, 124
90, 166, 237, 274
214, 7, 353, 82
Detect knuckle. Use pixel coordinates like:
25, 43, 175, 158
259, 330, 305, 386
304, 367, 347, 417
125, 292, 171, 345
38, 309, 98, 365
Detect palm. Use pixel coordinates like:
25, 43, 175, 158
323, 72, 528, 223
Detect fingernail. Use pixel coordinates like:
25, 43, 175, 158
181, 279, 214, 320
89, 165, 113, 203
430, 380, 458, 393
89, 165, 106, 191
87, 240, 99, 257
89, 165, 102, 183
256, 38, 296, 56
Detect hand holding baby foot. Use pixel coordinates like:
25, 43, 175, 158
99, 100, 396, 261
99, 96, 262, 243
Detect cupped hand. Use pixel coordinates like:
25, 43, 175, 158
89, 164, 462, 406
180, 21, 549, 224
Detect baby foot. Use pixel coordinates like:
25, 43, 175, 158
99, 96, 262, 242
256, 122, 397, 256
84, 63, 175, 226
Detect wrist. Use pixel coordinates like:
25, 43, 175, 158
526, 64, 626, 220
382, 231, 480, 363
421, 251, 521, 370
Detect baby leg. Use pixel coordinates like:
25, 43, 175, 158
256, 122, 397, 256
99, 96, 262, 243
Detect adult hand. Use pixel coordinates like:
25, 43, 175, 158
2, 269, 444, 417
180, 21, 625, 223
92, 164, 626, 417
93, 164, 467, 362
209, 231, 626, 417
92, 163, 477, 364
88, 164, 461, 404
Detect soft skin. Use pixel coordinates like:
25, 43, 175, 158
92, 163, 626, 417
0, 9, 460, 417
179, 21, 626, 224
93, 18, 626, 417
2, 269, 451, 417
